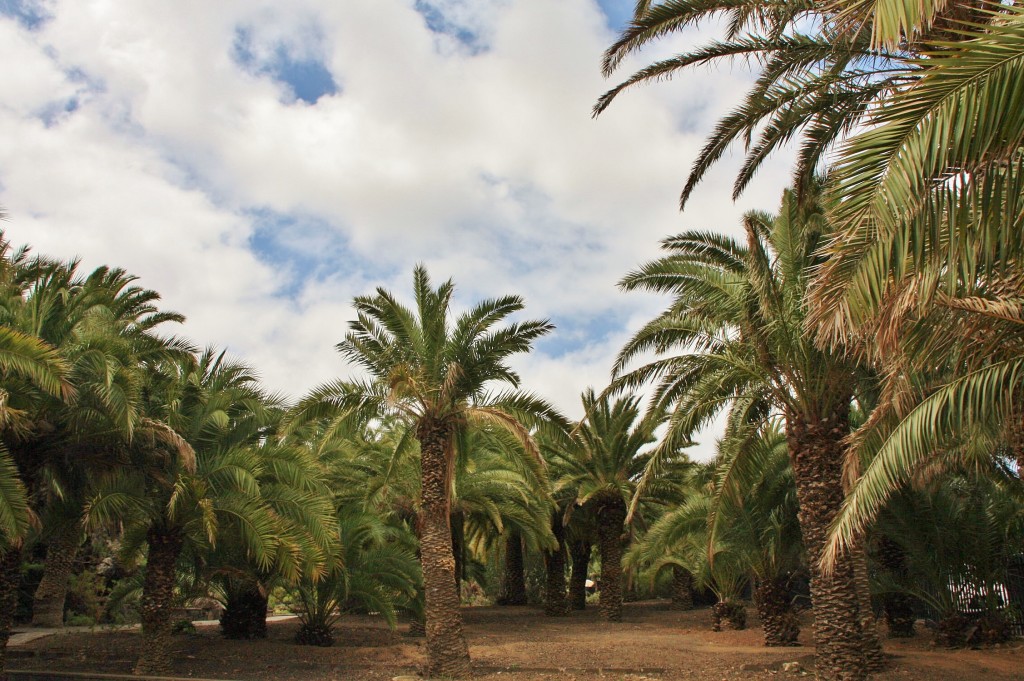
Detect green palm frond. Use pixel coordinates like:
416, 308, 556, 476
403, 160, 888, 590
825, 356, 1024, 570
815, 6, 1024, 340
0, 444, 31, 547
0, 325, 70, 399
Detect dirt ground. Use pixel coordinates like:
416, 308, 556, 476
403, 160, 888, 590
10, 601, 1024, 680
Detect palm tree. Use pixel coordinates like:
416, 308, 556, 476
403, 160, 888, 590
870, 467, 1024, 646
21, 262, 186, 627
551, 388, 670, 622
615, 185, 879, 679
284, 265, 565, 678
292, 508, 419, 647
0, 232, 73, 678
710, 423, 804, 645
451, 426, 555, 603
84, 350, 290, 674
803, 5, 1024, 568
212, 432, 337, 641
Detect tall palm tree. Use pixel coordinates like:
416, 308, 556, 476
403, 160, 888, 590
284, 265, 565, 678
551, 388, 670, 622
615, 185, 879, 679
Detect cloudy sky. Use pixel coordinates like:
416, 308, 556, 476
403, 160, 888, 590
0, 0, 793, 459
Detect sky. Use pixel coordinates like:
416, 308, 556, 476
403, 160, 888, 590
0, 0, 794, 460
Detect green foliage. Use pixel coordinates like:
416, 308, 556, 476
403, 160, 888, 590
873, 470, 1024, 625
291, 509, 419, 646
170, 619, 196, 635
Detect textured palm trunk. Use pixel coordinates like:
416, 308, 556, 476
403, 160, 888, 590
498, 531, 527, 606
544, 512, 569, 616
416, 419, 471, 679
220, 578, 268, 639
755, 577, 800, 646
670, 566, 694, 611
569, 540, 590, 610
786, 408, 869, 681
852, 544, 885, 671
1, 546, 23, 681
408, 614, 427, 637
134, 526, 183, 676
595, 496, 626, 622
875, 536, 914, 638
711, 599, 747, 631
31, 523, 82, 628
451, 511, 465, 596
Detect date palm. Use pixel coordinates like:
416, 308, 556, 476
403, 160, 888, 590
709, 422, 804, 645
615, 185, 878, 679
550, 388, 668, 622
284, 265, 565, 678
85, 349, 289, 674
0, 231, 72, 679
20, 261, 187, 627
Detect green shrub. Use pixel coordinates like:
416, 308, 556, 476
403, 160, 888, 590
171, 619, 196, 635
66, 614, 96, 627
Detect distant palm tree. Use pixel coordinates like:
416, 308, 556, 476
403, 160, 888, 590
551, 388, 669, 622
285, 266, 565, 678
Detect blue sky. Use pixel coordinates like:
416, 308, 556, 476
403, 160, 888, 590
0, 0, 790, 458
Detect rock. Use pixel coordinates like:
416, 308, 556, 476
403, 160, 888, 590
782, 661, 803, 673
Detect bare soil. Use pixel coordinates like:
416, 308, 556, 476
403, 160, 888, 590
11, 601, 1024, 680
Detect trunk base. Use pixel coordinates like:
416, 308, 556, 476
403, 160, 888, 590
220, 583, 268, 640
755, 579, 800, 646
669, 567, 694, 611
711, 600, 747, 631
1, 548, 23, 680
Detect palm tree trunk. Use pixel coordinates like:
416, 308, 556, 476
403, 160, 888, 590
499, 531, 527, 606
670, 566, 694, 611
416, 419, 471, 679
755, 577, 800, 646
134, 526, 183, 676
569, 540, 590, 610
219, 578, 267, 639
595, 496, 626, 622
1, 546, 23, 681
852, 544, 885, 671
712, 599, 747, 630
451, 511, 465, 596
31, 523, 81, 628
544, 512, 569, 616
876, 536, 914, 638
786, 408, 869, 681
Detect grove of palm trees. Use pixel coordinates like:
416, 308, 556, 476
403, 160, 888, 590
1, 1, 1024, 681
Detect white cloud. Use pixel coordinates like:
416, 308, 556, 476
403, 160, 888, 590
0, 0, 792, 460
